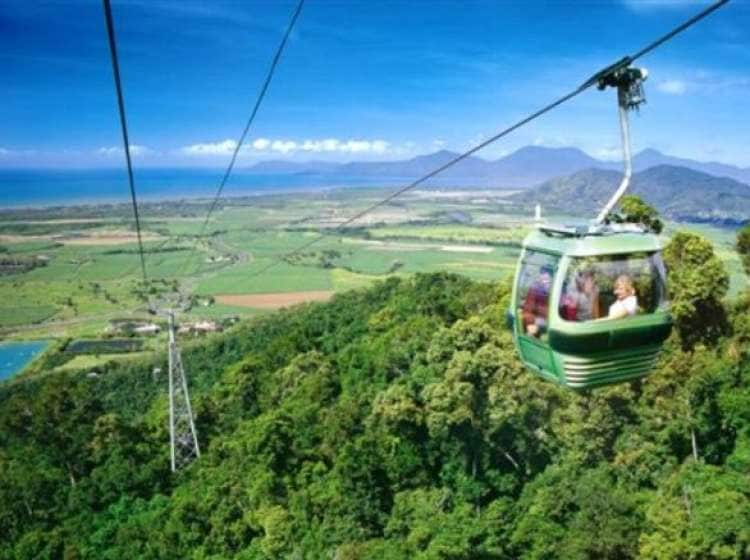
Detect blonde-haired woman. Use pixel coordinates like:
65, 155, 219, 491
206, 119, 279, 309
608, 275, 638, 319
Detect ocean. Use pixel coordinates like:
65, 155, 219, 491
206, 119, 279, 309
0, 169, 409, 208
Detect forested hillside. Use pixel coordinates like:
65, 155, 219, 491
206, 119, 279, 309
1, 230, 750, 559
511, 166, 750, 224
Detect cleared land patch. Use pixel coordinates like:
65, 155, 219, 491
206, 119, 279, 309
0, 230, 161, 246
216, 291, 333, 309
440, 245, 493, 253
57, 230, 162, 246
368, 225, 526, 245
344, 238, 494, 253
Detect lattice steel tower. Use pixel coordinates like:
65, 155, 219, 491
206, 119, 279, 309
167, 312, 200, 471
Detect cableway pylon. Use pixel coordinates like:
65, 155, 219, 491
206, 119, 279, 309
165, 309, 200, 472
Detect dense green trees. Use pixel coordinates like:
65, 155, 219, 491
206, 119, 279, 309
663, 231, 730, 349
738, 223, 750, 277
1, 256, 749, 558
610, 195, 664, 234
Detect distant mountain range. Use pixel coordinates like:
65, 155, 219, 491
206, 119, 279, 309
245, 146, 750, 189
510, 165, 750, 224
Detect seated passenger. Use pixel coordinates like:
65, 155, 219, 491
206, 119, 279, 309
522, 264, 553, 337
608, 274, 638, 319
561, 270, 599, 321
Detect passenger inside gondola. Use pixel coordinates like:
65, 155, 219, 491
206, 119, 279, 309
522, 264, 553, 337
560, 269, 599, 321
522, 265, 554, 338
559, 253, 665, 323
608, 274, 639, 319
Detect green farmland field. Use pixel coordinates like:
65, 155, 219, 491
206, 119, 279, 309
0, 304, 58, 327
1, 188, 746, 342
196, 260, 334, 295
368, 224, 527, 245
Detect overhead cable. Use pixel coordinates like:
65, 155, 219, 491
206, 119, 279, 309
245, 0, 730, 281
182, 0, 306, 276
629, 0, 729, 62
103, 0, 148, 282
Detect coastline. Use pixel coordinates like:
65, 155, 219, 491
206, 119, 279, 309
0, 168, 416, 210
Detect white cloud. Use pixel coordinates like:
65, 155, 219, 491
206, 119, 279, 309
180, 137, 391, 157
271, 140, 297, 154
304, 139, 339, 152
300, 139, 322, 152
320, 139, 339, 151
252, 138, 271, 150
342, 140, 370, 153
256, 137, 390, 155
656, 79, 687, 95
371, 140, 389, 153
129, 145, 152, 156
340, 139, 389, 153
97, 145, 153, 157
180, 139, 237, 156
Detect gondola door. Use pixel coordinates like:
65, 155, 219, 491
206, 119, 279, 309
513, 249, 560, 383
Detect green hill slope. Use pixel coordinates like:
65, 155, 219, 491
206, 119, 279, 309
511, 165, 750, 224
1, 273, 749, 559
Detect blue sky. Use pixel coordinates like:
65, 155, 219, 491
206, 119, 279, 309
1, 0, 748, 168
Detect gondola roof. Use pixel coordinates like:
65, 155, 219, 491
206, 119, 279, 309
523, 227, 664, 257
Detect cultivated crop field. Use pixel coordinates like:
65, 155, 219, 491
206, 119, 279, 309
367, 224, 528, 245
1, 187, 746, 354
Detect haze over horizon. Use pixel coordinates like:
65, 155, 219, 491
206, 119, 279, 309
1, 0, 748, 170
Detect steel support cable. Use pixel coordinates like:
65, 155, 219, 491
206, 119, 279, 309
180, 0, 306, 277
246, 0, 730, 281
103, 0, 148, 283
121, 236, 172, 279
246, 88, 586, 280
630, 0, 729, 62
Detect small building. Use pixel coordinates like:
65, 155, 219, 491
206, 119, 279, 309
193, 320, 221, 334
133, 323, 161, 336
178, 320, 222, 336
106, 319, 156, 335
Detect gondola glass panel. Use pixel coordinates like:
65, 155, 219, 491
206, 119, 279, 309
513, 250, 560, 383
559, 252, 668, 322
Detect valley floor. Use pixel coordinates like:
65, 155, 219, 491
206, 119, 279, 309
0, 186, 746, 378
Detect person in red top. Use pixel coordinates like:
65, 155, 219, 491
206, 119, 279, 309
522, 264, 553, 337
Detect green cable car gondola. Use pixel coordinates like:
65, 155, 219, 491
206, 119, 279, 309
508, 65, 672, 389
509, 226, 671, 388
